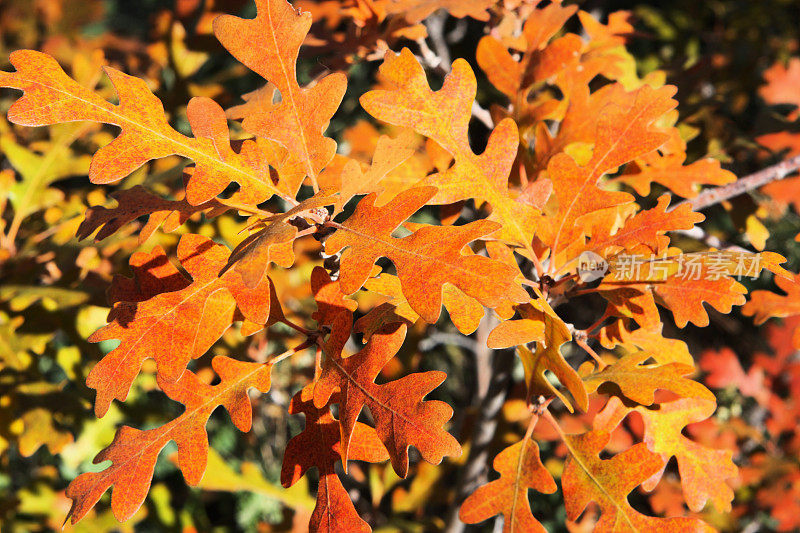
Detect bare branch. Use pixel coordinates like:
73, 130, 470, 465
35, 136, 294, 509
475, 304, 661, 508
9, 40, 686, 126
671, 226, 751, 253
424, 11, 451, 68
674, 154, 800, 211
445, 311, 512, 533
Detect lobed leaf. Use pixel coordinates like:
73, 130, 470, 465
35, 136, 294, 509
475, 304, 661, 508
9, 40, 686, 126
282, 393, 388, 533
66, 356, 273, 523
459, 438, 556, 532
303, 288, 461, 477
0, 51, 285, 205
87, 235, 278, 417
325, 186, 528, 323
77, 185, 227, 243
583, 351, 714, 405
213, 0, 346, 193
562, 429, 715, 531
361, 48, 540, 250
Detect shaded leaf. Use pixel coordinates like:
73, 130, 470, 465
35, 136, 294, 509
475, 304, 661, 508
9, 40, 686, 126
562, 429, 714, 531
281, 393, 388, 533
223, 192, 334, 288
309, 323, 461, 477
77, 185, 227, 243
517, 301, 588, 412
87, 234, 275, 417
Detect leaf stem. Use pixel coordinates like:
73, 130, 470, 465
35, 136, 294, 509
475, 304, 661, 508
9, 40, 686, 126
574, 336, 607, 370
529, 248, 546, 279
267, 339, 314, 365
278, 316, 311, 336
322, 220, 345, 230
542, 408, 567, 442
216, 198, 278, 217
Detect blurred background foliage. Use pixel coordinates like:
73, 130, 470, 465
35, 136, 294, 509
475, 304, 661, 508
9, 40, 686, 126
1, 0, 799, 531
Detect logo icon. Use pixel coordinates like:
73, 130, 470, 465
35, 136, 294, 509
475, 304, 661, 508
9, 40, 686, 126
577, 251, 609, 282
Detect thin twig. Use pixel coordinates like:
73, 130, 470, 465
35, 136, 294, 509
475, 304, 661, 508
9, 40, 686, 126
670, 226, 751, 253
424, 11, 451, 67
673, 154, 800, 211
574, 336, 607, 370
278, 316, 311, 336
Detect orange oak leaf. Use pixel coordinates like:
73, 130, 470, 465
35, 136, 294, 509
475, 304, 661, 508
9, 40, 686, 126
281, 393, 389, 533
756, 58, 800, 156
476, 35, 524, 99
599, 321, 694, 366
354, 301, 419, 340
743, 271, 800, 325
597, 396, 738, 513
756, 470, 800, 532
476, 0, 578, 99
360, 48, 539, 250
529, 83, 633, 177
483, 240, 531, 319
87, 234, 275, 417
356, 272, 484, 337
311, 267, 358, 357
615, 128, 736, 199
223, 192, 335, 288
586, 195, 704, 256
66, 356, 272, 523
700, 347, 769, 405
598, 286, 661, 332
106, 245, 191, 305
602, 250, 789, 327
213, 0, 346, 192
0, 51, 285, 205
459, 438, 556, 532
762, 176, 800, 214
335, 130, 417, 212
522, 1, 580, 52
516, 301, 588, 413
583, 351, 714, 405
77, 185, 227, 243
653, 274, 747, 328
325, 186, 528, 323
309, 323, 462, 477
760, 58, 800, 109
638, 399, 737, 512
537, 85, 677, 265
562, 429, 715, 531
487, 300, 547, 349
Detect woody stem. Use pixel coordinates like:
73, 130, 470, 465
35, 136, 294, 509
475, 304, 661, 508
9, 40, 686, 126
673, 153, 800, 211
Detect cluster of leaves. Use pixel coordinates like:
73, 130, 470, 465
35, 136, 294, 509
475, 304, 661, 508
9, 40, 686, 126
1, 0, 800, 531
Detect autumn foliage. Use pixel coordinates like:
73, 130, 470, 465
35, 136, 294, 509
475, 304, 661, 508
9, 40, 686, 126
2, 0, 800, 531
